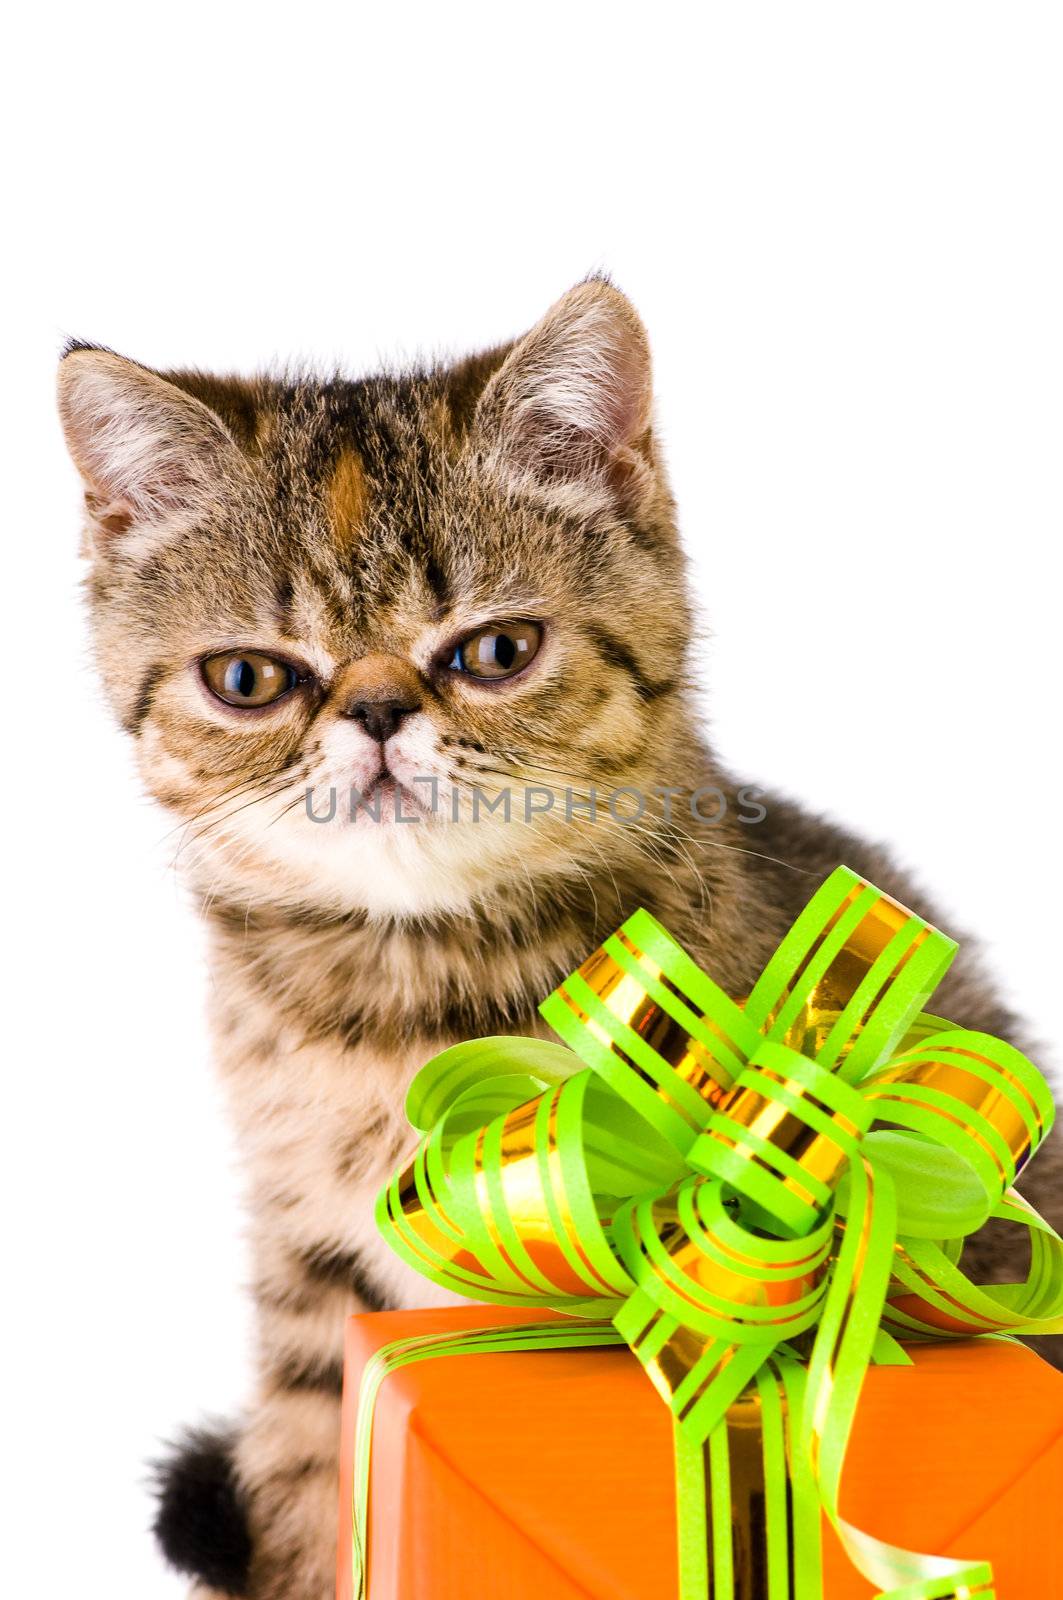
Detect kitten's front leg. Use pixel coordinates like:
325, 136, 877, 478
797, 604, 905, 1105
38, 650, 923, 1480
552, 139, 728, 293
189, 1029, 444, 1597
168, 1272, 356, 1600
226, 1219, 364, 1600
235, 1384, 342, 1600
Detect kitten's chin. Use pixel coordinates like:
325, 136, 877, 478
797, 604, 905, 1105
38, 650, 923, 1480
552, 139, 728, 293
320, 824, 488, 917
195, 805, 547, 920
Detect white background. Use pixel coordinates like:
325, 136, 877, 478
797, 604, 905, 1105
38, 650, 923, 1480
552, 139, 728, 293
5, 5, 1062, 1595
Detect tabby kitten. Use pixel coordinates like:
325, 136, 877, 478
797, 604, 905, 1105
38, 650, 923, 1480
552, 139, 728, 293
58, 279, 1060, 1600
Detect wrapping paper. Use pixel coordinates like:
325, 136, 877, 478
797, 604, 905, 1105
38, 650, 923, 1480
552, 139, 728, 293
337, 1306, 1063, 1600
358, 867, 1063, 1596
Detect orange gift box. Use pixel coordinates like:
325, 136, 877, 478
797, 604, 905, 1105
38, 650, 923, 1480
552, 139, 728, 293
337, 1306, 1063, 1600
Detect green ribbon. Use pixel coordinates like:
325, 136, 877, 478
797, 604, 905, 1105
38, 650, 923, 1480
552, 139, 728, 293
358, 867, 1062, 1599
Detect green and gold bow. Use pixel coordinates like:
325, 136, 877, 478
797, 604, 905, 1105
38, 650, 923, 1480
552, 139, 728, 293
366, 868, 1063, 1600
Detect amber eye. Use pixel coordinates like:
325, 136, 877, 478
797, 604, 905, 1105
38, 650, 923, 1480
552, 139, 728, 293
449, 621, 543, 680
201, 651, 298, 708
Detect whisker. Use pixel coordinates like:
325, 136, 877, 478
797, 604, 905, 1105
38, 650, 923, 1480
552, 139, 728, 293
449, 764, 633, 923
459, 759, 716, 918
173, 776, 301, 868
159, 769, 285, 846
484, 752, 811, 878
267, 791, 309, 829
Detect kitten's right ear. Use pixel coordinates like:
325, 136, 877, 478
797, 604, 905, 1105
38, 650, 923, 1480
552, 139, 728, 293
472, 278, 654, 504
57, 347, 241, 552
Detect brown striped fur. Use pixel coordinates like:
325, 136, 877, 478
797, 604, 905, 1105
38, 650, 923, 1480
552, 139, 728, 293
57, 280, 1060, 1599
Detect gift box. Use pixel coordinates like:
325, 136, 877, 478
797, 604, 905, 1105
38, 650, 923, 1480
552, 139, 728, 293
336, 1305, 1063, 1600
343, 867, 1063, 1598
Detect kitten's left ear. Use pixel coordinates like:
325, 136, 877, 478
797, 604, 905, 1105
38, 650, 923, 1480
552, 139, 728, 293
474, 277, 654, 501
57, 346, 244, 552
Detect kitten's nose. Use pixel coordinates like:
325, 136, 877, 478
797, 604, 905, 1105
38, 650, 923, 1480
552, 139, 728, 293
335, 654, 423, 742
345, 696, 419, 742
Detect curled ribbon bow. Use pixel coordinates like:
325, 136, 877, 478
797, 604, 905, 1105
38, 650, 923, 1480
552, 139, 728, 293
370, 868, 1063, 1600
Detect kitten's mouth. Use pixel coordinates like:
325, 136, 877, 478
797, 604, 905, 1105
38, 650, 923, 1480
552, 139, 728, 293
353, 769, 431, 823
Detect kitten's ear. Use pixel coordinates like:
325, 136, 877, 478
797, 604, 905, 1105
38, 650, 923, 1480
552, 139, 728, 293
57, 347, 241, 550
474, 278, 654, 499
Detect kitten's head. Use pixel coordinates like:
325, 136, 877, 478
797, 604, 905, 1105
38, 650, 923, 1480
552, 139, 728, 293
59, 279, 697, 918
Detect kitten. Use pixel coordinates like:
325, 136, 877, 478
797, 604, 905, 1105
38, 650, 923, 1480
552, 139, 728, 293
58, 279, 1061, 1600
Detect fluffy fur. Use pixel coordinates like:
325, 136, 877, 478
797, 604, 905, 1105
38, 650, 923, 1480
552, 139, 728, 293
58, 279, 1061, 1599
152, 1425, 252, 1594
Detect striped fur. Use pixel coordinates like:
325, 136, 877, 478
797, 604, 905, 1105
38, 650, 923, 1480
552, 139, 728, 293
58, 280, 1061, 1599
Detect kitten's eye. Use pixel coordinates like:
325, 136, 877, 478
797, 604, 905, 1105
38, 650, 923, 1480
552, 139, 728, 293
201, 651, 298, 708
450, 621, 543, 680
